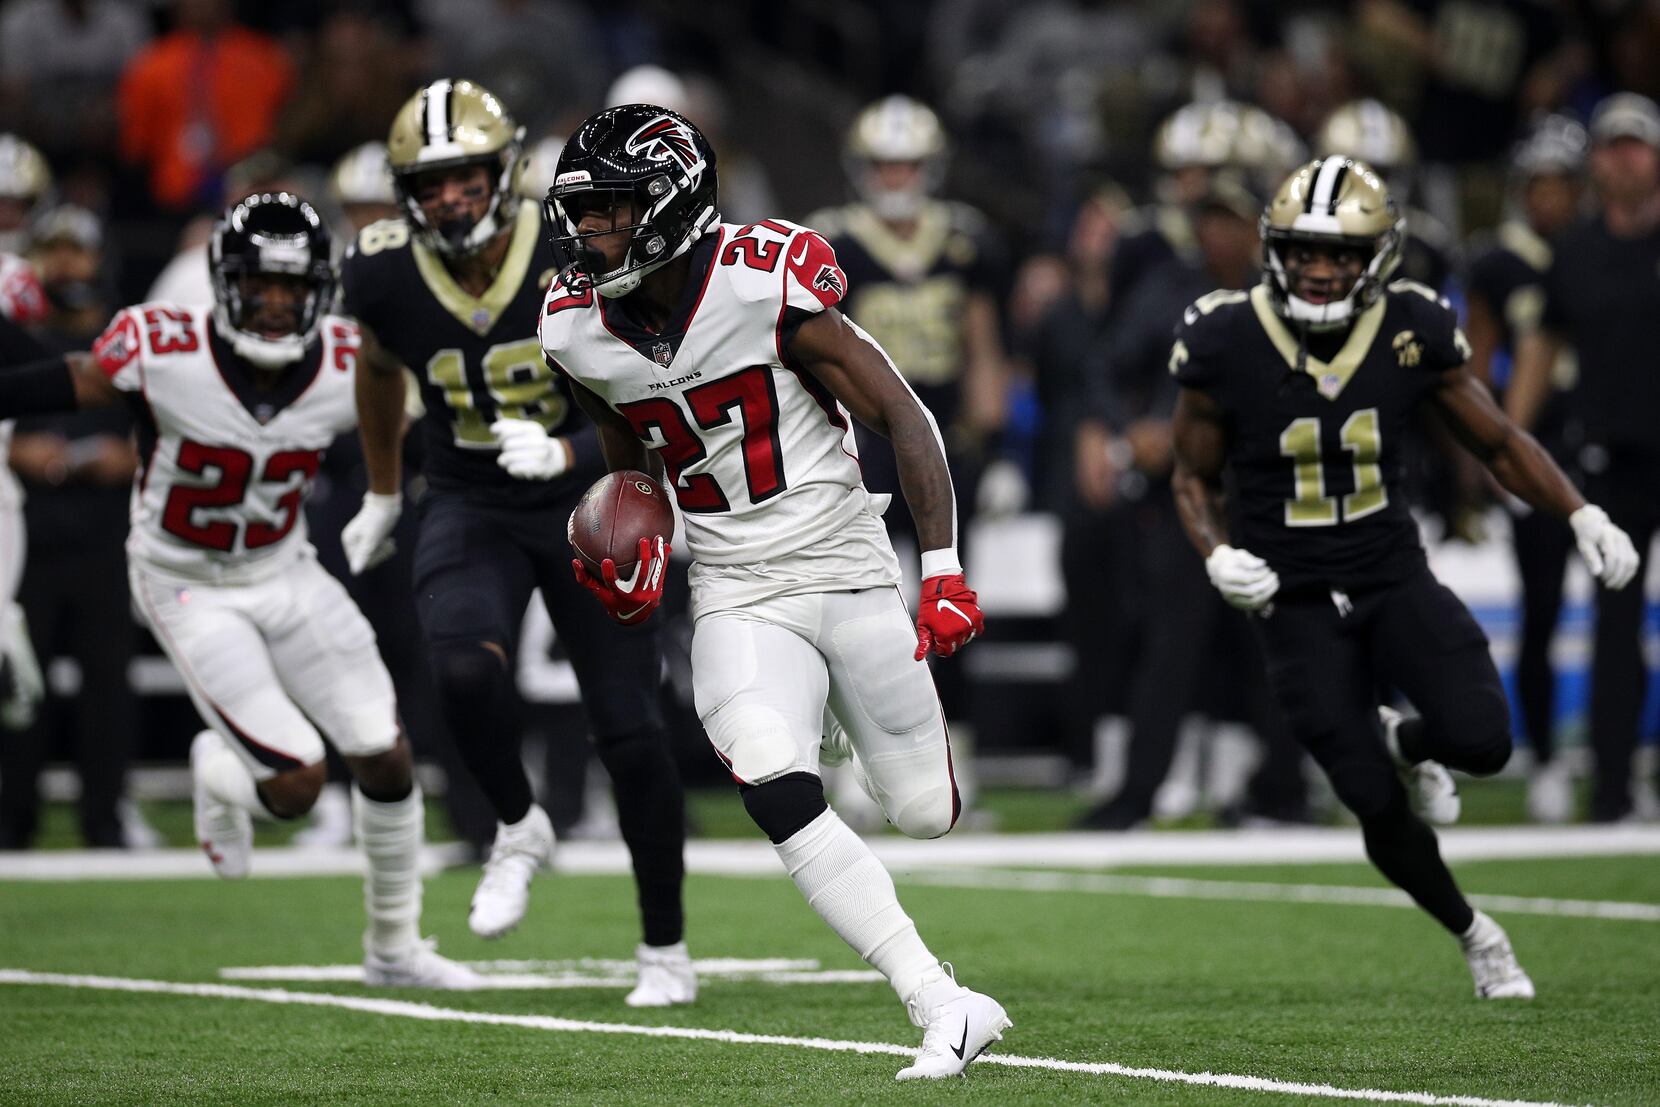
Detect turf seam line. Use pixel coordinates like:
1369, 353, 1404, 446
0, 969, 1595, 1107
901, 869, 1660, 922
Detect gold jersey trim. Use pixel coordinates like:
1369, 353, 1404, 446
1249, 284, 1385, 401
412, 200, 541, 335
841, 201, 954, 282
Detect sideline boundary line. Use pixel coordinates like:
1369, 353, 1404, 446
0, 969, 1591, 1107
3, 825, 1658, 881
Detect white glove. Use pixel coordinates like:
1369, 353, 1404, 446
0, 600, 42, 730
1205, 544, 1280, 611
342, 492, 401, 575
1570, 505, 1640, 590
492, 418, 571, 480
975, 458, 1029, 518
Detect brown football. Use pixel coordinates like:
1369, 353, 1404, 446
569, 470, 675, 579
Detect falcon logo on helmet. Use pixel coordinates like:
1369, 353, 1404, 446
546, 104, 720, 300
626, 116, 705, 177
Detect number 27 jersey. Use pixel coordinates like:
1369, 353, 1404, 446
93, 303, 360, 583
539, 220, 901, 607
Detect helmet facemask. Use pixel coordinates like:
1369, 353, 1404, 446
209, 195, 335, 370
393, 144, 523, 258
1263, 224, 1401, 330
549, 167, 715, 299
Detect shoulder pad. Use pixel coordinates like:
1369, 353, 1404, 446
537, 276, 595, 355
1170, 288, 1250, 381
1388, 278, 1450, 309
345, 218, 414, 265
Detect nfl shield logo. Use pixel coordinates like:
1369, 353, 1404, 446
652, 341, 673, 367
1319, 373, 1341, 398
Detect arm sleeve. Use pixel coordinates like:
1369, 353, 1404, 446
90, 308, 146, 392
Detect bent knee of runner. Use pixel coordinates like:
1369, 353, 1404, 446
345, 736, 413, 801
885, 782, 957, 840
702, 701, 813, 786
261, 759, 326, 817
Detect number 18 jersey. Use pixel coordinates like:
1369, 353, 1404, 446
340, 201, 592, 505
539, 220, 901, 613
92, 303, 360, 583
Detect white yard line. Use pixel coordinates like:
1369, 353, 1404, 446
903, 869, 1660, 922
218, 957, 885, 989
4, 825, 1659, 881
0, 969, 1592, 1107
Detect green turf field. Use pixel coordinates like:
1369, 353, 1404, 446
2, 851, 1656, 1105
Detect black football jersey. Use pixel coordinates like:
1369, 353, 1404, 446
1172, 281, 1470, 590
1466, 221, 1571, 448
808, 199, 1005, 420
339, 201, 595, 503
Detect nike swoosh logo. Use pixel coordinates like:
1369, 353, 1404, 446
938, 599, 973, 628
791, 240, 809, 265
950, 1022, 968, 1060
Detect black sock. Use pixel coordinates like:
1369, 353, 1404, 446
596, 727, 687, 947
432, 646, 532, 825
1360, 800, 1475, 935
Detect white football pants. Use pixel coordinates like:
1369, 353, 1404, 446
692, 585, 958, 838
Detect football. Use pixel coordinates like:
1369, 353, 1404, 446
569, 470, 675, 578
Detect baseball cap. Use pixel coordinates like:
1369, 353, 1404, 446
1589, 92, 1660, 147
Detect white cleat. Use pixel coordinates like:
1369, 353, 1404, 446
190, 731, 252, 880
1526, 759, 1574, 825
1461, 910, 1535, 999
469, 804, 555, 939
364, 937, 484, 990
625, 941, 698, 1007
1379, 705, 1460, 825
896, 968, 1012, 1080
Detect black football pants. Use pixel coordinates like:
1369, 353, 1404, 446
1252, 565, 1513, 934
1583, 464, 1660, 821
413, 489, 687, 946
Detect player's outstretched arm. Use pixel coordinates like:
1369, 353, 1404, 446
0, 351, 118, 416
1433, 363, 1638, 589
1173, 387, 1280, 611
788, 307, 983, 658
342, 323, 407, 575
789, 308, 956, 554
353, 322, 407, 496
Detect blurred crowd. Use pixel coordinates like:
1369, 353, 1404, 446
0, 0, 1656, 848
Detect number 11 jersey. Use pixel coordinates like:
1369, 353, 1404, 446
1171, 281, 1471, 592
539, 219, 902, 613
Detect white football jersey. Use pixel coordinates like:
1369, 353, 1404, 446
539, 219, 901, 612
92, 304, 360, 583
0, 251, 48, 515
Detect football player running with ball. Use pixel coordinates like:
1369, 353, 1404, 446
1170, 157, 1639, 998
338, 80, 692, 1005
539, 104, 1009, 1080
0, 193, 479, 988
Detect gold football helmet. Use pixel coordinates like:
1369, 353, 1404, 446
1261, 156, 1402, 328
1316, 99, 1417, 175
1154, 101, 1306, 203
0, 133, 51, 254
844, 95, 948, 221
386, 79, 525, 255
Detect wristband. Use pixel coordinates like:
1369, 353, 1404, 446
920, 547, 962, 579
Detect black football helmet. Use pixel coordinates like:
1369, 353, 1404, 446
545, 104, 718, 298
209, 192, 335, 368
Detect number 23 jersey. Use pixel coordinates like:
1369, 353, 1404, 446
340, 201, 589, 504
92, 303, 360, 583
1172, 281, 1470, 591
539, 219, 901, 610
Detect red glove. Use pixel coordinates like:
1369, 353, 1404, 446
572, 535, 670, 625
0, 262, 47, 325
914, 573, 984, 660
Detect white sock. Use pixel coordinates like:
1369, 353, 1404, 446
353, 784, 423, 959
195, 733, 274, 820
774, 807, 945, 1006
1461, 909, 1497, 949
